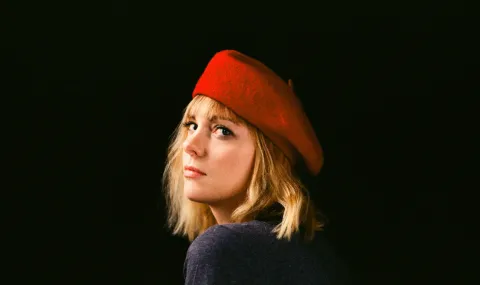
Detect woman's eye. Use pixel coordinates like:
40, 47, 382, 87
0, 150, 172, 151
215, 126, 233, 137
183, 121, 197, 131
184, 121, 233, 137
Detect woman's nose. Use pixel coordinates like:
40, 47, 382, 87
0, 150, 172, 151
183, 133, 206, 157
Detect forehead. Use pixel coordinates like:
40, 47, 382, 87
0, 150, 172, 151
186, 114, 238, 124
184, 96, 244, 125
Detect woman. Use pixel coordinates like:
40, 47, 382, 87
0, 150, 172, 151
163, 50, 349, 284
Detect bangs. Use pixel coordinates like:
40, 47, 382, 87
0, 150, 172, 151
183, 95, 245, 125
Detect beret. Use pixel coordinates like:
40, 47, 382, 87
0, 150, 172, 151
192, 50, 324, 176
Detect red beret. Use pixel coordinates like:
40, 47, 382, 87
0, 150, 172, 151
192, 50, 324, 176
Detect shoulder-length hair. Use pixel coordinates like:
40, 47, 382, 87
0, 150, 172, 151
162, 95, 325, 242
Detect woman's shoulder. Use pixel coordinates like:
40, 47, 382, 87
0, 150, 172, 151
187, 221, 275, 257
184, 221, 287, 283
193, 220, 274, 242
185, 222, 351, 284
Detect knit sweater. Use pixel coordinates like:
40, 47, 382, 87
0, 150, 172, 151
184, 220, 350, 285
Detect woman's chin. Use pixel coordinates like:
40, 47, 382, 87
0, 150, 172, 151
184, 188, 208, 203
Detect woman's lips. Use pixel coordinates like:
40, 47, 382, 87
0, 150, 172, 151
184, 170, 206, 178
184, 166, 206, 178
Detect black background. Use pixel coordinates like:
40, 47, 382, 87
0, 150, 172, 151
8, 3, 474, 285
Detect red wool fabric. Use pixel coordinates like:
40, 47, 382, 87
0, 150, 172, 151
192, 50, 324, 176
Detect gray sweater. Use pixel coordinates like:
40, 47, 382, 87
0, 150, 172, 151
184, 220, 349, 285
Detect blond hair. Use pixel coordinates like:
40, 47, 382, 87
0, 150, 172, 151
162, 95, 325, 242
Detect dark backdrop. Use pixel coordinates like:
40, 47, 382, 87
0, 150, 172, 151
9, 5, 472, 285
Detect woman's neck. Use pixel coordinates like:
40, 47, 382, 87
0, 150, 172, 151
209, 193, 246, 224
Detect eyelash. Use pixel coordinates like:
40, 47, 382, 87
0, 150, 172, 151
182, 121, 234, 137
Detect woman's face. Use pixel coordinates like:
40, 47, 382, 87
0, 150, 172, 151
182, 113, 255, 206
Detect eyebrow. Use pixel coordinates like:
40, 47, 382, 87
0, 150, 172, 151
187, 115, 238, 125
